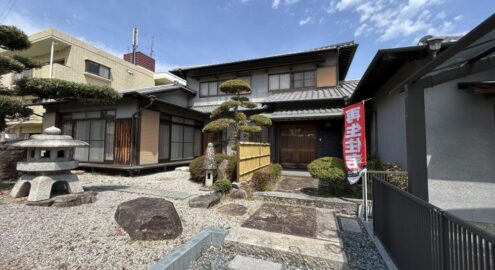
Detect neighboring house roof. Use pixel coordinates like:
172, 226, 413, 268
263, 80, 358, 103
120, 83, 197, 96
350, 41, 456, 102
262, 107, 343, 120
154, 72, 187, 86
170, 41, 357, 81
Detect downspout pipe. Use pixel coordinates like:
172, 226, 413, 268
130, 94, 156, 167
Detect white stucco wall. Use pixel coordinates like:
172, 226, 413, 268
371, 90, 408, 169
425, 69, 495, 224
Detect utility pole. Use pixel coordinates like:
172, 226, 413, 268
149, 36, 154, 57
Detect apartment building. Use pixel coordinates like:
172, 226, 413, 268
0, 28, 178, 139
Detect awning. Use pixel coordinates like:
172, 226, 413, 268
262, 107, 343, 120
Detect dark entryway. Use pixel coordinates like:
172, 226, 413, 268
278, 122, 317, 168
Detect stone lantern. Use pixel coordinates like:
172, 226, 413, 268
204, 142, 216, 187
10, 126, 89, 202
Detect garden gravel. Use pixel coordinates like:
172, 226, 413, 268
0, 171, 262, 270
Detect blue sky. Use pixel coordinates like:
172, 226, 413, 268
1, 0, 494, 79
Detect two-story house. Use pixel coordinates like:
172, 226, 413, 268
0, 28, 181, 140
171, 42, 358, 169
39, 41, 358, 174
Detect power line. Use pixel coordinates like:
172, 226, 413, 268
0, 0, 16, 24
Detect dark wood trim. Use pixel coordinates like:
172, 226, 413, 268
404, 83, 429, 201
276, 121, 317, 169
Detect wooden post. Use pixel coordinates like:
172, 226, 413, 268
404, 83, 429, 201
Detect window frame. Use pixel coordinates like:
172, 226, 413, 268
268, 69, 317, 91
159, 114, 203, 162
199, 76, 251, 97
85, 60, 111, 79
58, 110, 116, 164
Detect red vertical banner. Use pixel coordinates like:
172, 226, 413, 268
343, 102, 367, 180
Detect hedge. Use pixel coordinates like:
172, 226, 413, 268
15, 77, 120, 102
251, 164, 282, 191
213, 179, 232, 194
307, 157, 347, 194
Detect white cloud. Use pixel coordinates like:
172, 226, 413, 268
299, 16, 312, 26
2, 11, 45, 34
272, 0, 300, 9
330, 0, 463, 42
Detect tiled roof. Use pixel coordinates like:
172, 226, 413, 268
263, 80, 358, 103
263, 107, 343, 120
170, 42, 355, 72
120, 83, 196, 96
191, 104, 267, 113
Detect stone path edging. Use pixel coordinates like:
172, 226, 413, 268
254, 191, 358, 214
149, 227, 228, 270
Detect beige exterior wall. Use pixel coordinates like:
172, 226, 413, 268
316, 66, 337, 88
1, 29, 156, 91
139, 110, 159, 165
1, 28, 158, 138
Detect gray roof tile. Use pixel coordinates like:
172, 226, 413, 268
263, 80, 358, 103
263, 107, 343, 119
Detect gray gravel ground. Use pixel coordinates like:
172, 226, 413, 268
189, 217, 388, 270
339, 218, 387, 270
0, 170, 262, 270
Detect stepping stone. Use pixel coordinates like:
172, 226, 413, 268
229, 255, 282, 270
316, 208, 339, 240
188, 193, 221, 208
340, 217, 362, 233
217, 204, 247, 216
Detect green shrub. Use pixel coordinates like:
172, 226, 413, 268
307, 157, 347, 194
213, 179, 232, 194
189, 154, 236, 183
252, 167, 272, 191
366, 157, 383, 171
269, 163, 282, 181
381, 162, 408, 190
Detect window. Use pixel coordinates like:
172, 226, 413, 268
269, 70, 316, 90
200, 81, 222, 97
85, 60, 111, 79
62, 110, 116, 163
158, 123, 170, 160
199, 77, 251, 97
163, 116, 203, 160
269, 73, 290, 90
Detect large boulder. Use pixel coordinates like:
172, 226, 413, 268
115, 197, 182, 241
188, 193, 221, 208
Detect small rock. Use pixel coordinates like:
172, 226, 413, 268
217, 160, 229, 180
230, 189, 247, 200
217, 204, 247, 216
52, 192, 97, 207
26, 199, 54, 207
231, 182, 241, 189
188, 193, 221, 208
115, 197, 183, 241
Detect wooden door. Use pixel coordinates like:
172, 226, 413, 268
115, 119, 132, 165
278, 123, 317, 168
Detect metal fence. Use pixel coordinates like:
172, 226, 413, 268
372, 175, 495, 270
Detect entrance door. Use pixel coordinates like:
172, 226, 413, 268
278, 123, 317, 168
